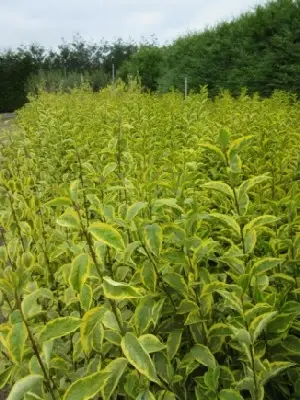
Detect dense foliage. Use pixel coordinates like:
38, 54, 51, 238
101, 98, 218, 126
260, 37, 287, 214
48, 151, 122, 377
2, 0, 300, 111
0, 37, 137, 112
0, 49, 37, 112
129, 0, 300, 96
0, 85, 299, 399
155, 0, 300, 97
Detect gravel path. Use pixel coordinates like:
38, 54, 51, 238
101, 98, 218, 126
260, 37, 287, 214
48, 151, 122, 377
0, 113, 15, 139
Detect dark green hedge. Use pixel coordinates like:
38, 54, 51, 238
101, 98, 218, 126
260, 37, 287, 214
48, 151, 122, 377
1, 0, 300, 111
0, 52, 37, 112
0, 38, 137, 112
122, 0, 300, 97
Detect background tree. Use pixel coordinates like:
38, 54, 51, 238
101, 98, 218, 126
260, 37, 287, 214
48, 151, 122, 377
119, 45, 164, 91
1, 0, 300, 111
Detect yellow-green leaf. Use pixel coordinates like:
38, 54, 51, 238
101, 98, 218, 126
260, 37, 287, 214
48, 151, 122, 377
81, 307, 107, 355
227, 135, 253, 157
201, 282, 227, 298
217, 289, 244, 315
207, 213, 241, 236
282, 335, 300, 354
153, 198, 183, 213
192, 239, 218, 266
249, 311, 277, 342
70, 180, 80, 203
7, 375, 43, 400
56, 210, 80, 229
28, 356, 43, 376
244, 229, 256, 254
267, 313, 296, 334
103, 276, 142, 299
101, 358, 128, 400
124, 241, 141, 263
238, 175, 270, 197
101, 309, 120, 332
208, 323, 232, 337
199, 143, 226, 163
219, 389, 243, 400
42, 341, 53, 370
261, 362, 295, 385
167, 329, 183, 360
272, 274, 295, 285
0, 246, 7, 264
252, 258, 282, 275
50, 356, 70, 371
70, 253, 91, 293
162, 273, 188, 295
234, 329, 251, 346
0, 278, 14, 296
89, 222, 125, 251
121, 332, 160, 383
177, 299, 198, 314
244, 215, 279, 232
191, 344, 216, 368
63, 371, 108, 400
137, 390, 156, 400
202, 181, 234, 199
134, 297, 155, 335
244, 303, 273, 323
0, 367, 13, 390
229, 152, 242, 173
144, 223, 162, 257
103, 162, 117, 177
127, 202, 147, 222
39, 317, 81, 342
44, 197, 72, 207
21, 252, 34, 268
22, 288, 53, 320
157, 390, 177, 400
80, 283, 93, 311
7, 322, 27, 365
139, 334, 165, 353
219, 127, 231, 149
141, 262, 157, 293
104, 330, 121, 346
93, 322, 105, 351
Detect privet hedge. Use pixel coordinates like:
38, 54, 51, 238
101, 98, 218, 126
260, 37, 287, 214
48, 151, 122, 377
0, 84, 299, 400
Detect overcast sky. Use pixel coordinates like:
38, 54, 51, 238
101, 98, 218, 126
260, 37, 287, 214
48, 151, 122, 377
0, 0, 267, 49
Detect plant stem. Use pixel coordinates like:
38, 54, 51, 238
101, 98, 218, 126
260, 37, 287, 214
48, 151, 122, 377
3, 293, 13, 311
15, 292, 58, 400
0, 227, 15, 271
74, 205, 124, 334
110, 300, 125, 335
231, 185, 246, 254
250, 344, 259, 400
73, 205, 103, 279
7, 191, 26, 252
141, 240, 176, 311
76, 150, 90, 226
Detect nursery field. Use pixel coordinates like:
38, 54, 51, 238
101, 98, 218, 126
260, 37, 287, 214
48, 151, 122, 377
0, 85, 300, 400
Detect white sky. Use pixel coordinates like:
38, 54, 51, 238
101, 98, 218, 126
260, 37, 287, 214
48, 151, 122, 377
0, 0, 268, 49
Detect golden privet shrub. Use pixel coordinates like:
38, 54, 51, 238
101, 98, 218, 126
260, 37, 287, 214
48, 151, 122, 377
0, 85, 299, 400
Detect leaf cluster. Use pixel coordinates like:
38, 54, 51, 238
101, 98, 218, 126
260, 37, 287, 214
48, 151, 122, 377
0, 86, 299, 399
